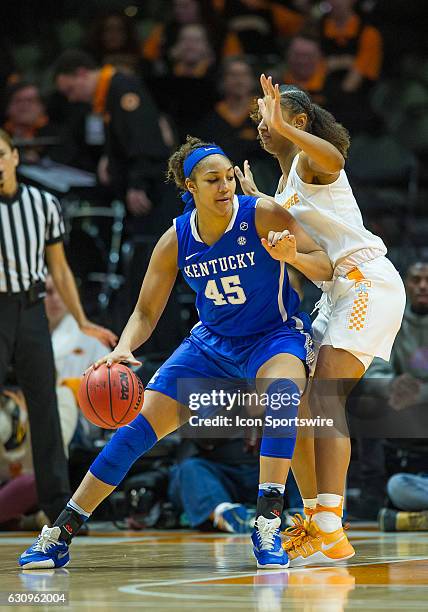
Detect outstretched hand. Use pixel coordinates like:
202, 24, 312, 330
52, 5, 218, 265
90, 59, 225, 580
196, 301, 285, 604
234, 160, 259, 196
261, 230, 297, 264
259, 74, 288, 136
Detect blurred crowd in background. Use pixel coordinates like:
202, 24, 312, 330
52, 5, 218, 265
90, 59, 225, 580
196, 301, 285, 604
0, 0, 427, 534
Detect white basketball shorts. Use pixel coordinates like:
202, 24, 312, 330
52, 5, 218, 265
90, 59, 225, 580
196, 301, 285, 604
312, 256, 406, 370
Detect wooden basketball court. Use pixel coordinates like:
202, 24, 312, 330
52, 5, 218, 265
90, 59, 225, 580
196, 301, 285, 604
1, 525, 427, 610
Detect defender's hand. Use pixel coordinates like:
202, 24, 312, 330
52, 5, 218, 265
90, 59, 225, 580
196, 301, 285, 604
234, 160, 259, 196
260, 74, 287, 136
261, 230, 297, 264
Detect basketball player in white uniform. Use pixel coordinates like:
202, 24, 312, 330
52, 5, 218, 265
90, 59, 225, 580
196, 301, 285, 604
235, 75, 406, 565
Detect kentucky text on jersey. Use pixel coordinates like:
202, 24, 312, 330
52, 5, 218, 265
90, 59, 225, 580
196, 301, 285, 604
173, 195, 304, 336
183, 252, 255, 278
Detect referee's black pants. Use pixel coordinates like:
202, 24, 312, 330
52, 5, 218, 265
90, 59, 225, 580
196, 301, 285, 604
0, 293, 71, 522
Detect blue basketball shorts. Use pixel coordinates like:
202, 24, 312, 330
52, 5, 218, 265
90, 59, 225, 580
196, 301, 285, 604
146, 314, 314, 405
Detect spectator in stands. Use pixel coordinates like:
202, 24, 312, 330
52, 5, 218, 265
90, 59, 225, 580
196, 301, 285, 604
3, 82, 65, 164
142, 0, 224, 74
0, 385, 77, 531
318, 0, 382, 132
379, 472, 428, 532
151, 24, 218, 139
320, 0, 383, 93
353, 261, 427, 519
368, 260, 427, 413
195, 57, 262, 167
85, 11, 142, 75
215, 0, 308, 59
169, 23, 216, 77
282, 34, 328, 106
54, 50, 176, 234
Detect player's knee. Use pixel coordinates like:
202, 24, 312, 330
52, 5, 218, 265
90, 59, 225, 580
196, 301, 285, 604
89, 414, 158, 486
260, 379, 301, 460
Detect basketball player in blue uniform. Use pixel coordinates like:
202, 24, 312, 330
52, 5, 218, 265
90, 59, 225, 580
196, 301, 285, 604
19, 137, 332, 570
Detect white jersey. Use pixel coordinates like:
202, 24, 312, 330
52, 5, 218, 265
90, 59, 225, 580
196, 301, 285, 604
275, 154, 386, 267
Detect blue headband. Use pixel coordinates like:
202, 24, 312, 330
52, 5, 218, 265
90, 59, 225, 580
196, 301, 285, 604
183, 145, 226, 178
181, 145, 226, 213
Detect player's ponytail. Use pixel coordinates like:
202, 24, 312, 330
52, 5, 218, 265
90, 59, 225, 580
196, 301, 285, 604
278, 85, 351, 158
166, 135, 211, 190
310, 104, 350, 158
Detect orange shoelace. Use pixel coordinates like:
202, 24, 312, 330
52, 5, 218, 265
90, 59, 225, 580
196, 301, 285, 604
282, 514, 312, 552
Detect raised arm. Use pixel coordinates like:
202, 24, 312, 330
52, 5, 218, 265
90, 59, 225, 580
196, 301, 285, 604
260, 75, 344, 178
256, 198, 333, 282
94, 226, 179, 367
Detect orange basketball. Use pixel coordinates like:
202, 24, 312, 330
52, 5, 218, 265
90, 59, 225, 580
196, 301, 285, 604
77, 363, 144, 429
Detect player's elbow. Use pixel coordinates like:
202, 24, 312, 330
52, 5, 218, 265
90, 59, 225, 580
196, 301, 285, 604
325, 153, 345, 174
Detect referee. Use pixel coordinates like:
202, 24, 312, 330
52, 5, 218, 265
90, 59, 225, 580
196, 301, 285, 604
0, 129, 117, 523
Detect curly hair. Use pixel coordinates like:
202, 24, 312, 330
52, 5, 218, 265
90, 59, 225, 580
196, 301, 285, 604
166, 135, 230, 190
251, 84, 350, 158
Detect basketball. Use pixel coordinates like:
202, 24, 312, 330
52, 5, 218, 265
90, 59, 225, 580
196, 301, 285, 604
77, 363, 144, 429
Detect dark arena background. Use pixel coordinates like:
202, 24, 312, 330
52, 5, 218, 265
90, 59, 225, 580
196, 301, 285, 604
0, 1, 427, 610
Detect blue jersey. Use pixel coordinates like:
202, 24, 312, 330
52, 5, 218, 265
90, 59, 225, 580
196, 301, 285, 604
174, 195, 301, 337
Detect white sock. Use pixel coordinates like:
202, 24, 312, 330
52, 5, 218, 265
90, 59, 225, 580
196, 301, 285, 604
303, 498, 317, 517
258, 482, 285, 495
67, 498, 91, 519
314, 494, 343, 533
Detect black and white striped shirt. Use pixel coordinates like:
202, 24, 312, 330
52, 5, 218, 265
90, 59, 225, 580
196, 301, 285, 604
0, 184, 65, 293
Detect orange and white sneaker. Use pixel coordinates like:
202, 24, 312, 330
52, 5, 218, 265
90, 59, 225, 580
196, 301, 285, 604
282, 512, 355, 567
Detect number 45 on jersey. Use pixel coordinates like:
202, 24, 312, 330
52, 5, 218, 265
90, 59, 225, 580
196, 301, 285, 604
205, 275, 247, 305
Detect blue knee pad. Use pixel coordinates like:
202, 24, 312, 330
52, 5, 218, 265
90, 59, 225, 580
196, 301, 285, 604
260, 379, 300, 459
90, 414, 157, 486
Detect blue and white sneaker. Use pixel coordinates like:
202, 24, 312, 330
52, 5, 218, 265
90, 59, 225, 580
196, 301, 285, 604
252, 516, 289, 569
18, 526, 70, 569
213, 503, 255, 534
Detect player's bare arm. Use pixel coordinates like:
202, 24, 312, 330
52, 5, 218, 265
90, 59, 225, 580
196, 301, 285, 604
94, 226, 179, 368
255, 198, 333, 281
260, 74, 345, 181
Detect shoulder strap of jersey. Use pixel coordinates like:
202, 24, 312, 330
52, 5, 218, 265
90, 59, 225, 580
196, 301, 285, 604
237, 194, 258, 209
290, 153, 300, 175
